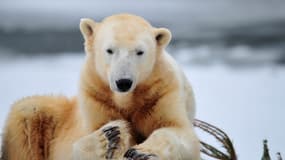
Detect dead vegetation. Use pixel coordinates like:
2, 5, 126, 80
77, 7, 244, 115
194, 119, 283, 160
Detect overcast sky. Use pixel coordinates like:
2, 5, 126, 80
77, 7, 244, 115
1, 0, 285, 39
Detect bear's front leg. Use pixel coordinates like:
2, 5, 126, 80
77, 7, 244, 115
73, 120, 135, 160
124, 127, 200, 160
124, 91, 200, 160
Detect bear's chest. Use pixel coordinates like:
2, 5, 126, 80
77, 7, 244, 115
92, 86, 163, 139
117, 94, 161, 139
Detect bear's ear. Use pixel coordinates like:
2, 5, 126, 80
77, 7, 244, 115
154, 28, 172, 47
80, 18, 97, 40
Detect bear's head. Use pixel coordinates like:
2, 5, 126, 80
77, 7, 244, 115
80, 14, 171, 93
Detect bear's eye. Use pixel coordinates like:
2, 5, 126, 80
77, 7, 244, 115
106, 49, 114, 55
136, 50, 144, 56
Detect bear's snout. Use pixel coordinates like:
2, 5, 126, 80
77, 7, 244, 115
115, 79, 133, 92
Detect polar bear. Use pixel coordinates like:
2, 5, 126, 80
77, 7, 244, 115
1, 14, 200, 160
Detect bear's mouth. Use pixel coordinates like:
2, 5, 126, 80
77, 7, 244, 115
108, 68, 136, 93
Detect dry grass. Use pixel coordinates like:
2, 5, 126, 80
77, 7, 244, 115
194, 119, 283, 160
193, 119, 237, 160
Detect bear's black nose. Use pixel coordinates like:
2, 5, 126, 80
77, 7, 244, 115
116, 79, 133, 92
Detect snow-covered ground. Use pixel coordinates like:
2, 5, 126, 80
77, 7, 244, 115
0, 52, 284, 159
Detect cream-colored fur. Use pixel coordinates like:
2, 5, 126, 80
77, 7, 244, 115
1, 14, 200, 160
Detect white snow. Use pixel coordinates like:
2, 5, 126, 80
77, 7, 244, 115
0, 53, 284, 159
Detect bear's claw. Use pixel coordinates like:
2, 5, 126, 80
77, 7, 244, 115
102, 126, 121, 159
124, 148, 158, 160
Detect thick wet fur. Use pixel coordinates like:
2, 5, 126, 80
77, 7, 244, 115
1, 14, 200, 160
1, 96, 78, 160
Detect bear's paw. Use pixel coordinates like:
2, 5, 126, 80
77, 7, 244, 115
123, 148, 159, 160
